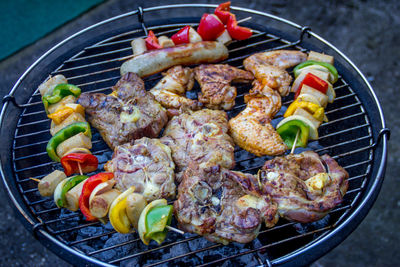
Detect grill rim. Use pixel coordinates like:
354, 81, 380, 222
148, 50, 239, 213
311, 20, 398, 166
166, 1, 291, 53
0, 4, 389, 267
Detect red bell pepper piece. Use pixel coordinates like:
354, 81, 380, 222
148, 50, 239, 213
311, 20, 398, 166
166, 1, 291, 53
79, 172, 114, 221
60, 153, 98, 176
214, 1, 231, 24
226, 14, 252, 40
171, 25, 191, 45
145, 30, 161, 50
295, 73, 329, 99
197, 14, 225, 41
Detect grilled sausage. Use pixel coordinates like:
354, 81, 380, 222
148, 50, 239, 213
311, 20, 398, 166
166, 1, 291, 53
120, 41, 228, 77
38, 170, 67, 197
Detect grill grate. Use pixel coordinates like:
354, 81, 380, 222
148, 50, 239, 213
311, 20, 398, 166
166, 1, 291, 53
3, 5, 388, 267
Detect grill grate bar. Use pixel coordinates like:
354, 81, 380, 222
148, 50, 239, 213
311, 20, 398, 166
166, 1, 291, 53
69, 230, 117, 246
314, 134, 371, 153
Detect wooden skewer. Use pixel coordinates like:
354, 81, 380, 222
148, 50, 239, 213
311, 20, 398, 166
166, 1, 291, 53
30, 177, 41, 183
166, 225, 185, 235
237, 16, 252, 24
78, 162, 83, 176
290, 129, 300, 154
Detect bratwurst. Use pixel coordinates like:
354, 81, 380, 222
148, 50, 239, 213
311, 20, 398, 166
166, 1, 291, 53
120, 41, 229, 77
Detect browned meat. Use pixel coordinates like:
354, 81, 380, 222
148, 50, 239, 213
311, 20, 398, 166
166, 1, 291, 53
161, 109, 235, 183
229, 81, 287, 156
104, 137, 176, 201
78, 73, 168, 150
149, 65, 202, 113
174, 164, 278, 244
194, 64, 254, 110
260, 151, 349, 223
243, 50, 307, 96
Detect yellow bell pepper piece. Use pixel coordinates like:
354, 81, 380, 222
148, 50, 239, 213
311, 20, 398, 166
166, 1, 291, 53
109, 186, 135, 234
55, 103, 85, 117
284, 99, 326, 122
47, 107, 74, 125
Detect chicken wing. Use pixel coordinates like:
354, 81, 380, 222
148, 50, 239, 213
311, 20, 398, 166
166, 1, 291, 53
149, 66, 202, 113
229, 81, 287, 156
243, 50, 307, 96
194, 64, 254, 110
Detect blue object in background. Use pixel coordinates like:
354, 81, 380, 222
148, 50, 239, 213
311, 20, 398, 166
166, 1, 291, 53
0, 0, 104, 61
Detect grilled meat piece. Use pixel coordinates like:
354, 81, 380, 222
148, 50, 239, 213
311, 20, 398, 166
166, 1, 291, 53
78, 73, 168, 150
161, 109, 235, 183
150, 66, 202, 113
194, 64, 254, 110
229, 81, 287, 156
260, 151, 349, 223
174, 164, 278, 244
244, 50, 307, 96
104, 137, 176, 201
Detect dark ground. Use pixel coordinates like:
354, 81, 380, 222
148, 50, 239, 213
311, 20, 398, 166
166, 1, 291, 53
0, 0, 399, 266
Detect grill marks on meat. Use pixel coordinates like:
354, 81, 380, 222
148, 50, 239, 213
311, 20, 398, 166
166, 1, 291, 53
104, 137, 176, 201
261, 151, 349, 223
243, 50, 307, 96
194, 64, 254, 110
161, 109, 235, 183
174, 164, 278, 244
78, 73, 168, 149
149, 66, 202, 115
229, 81, 287, 156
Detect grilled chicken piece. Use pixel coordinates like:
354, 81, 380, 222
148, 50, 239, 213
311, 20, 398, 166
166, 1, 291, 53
149, 66, 202, 114
161, 109, 235, 183
244, 50, 307, 96
174, 164, 278, 244
261, 151, 349, 223
78, 73, 168, 150
194, 64, 254, 110
104, 137, 176, 201
229, 81, 287, 156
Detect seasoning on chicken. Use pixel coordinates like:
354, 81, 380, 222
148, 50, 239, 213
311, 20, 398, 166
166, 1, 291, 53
194, 64, 254, 110
104, 137, 176, 202
229, 80, 287, 156
78, 73, 168, 150
174, 164, 278, 244
260, 151, 349, 223
149, 65, 202, 114
244, 50, 307, 96
161, 109, 235, 183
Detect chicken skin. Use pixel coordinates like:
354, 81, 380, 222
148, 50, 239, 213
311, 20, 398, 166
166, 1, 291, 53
150, 66, 202, 115
194, 64, 254, 110
229, 81, 287, 156
229, 50, 307, 156
243, 50, 307, 96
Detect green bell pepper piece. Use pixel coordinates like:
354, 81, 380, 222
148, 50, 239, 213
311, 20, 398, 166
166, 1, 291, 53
294, 60, 338, 83
42, 84, 81, 113
57, 175, 88, 208
46, 122, 91, 162
277, 119, 310, 149
144, 205, 173, 245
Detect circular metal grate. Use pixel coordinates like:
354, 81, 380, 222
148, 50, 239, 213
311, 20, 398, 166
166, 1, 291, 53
0, 4, 388, 267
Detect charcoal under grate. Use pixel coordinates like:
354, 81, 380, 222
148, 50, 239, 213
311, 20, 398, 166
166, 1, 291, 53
0, 4, 389, 267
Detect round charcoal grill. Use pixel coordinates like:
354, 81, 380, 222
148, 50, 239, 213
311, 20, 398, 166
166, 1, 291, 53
0, 4, 390, 267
